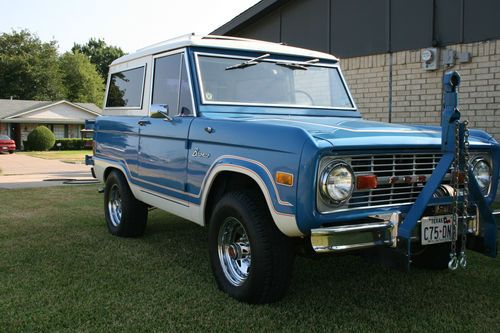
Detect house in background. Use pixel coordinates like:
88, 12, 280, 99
0, 99, 102, 149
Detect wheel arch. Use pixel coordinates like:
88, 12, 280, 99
200, 166, 302, 237
103, 166, 122, 181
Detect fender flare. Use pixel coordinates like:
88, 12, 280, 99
199, 159, 303, 237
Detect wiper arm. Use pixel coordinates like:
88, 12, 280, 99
225, 53, 270, 70
276, 58, 320, 70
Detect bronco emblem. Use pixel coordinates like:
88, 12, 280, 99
192, 147, 210, 158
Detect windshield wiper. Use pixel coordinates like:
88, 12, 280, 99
225, 53, 270, 70
276, 58, 320, 70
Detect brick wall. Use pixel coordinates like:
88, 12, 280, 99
341, 40, 500, 142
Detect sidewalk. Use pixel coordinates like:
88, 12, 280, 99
0, 154, 96, 189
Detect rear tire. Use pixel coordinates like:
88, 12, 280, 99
8, 150, 14, 154
104, 170, 148, 237
208, 191, 295, 304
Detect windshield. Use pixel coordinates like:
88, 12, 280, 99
0, 135, 11, 140
196, 54, 354, 109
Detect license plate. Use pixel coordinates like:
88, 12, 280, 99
421, 215, 455, 245
1, 146, 7, 150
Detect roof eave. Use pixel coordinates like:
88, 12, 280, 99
211, 0, 288, 36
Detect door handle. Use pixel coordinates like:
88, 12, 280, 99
138, 120, 151, 126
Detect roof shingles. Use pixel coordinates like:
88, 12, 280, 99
0, 99, 102, 119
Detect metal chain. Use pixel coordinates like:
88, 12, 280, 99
459, 121, 471, 269
448, 119, 471, 270
448, 120, 460, 270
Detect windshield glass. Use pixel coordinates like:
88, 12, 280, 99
196, 55, 354, 109
0, 135, 10, 140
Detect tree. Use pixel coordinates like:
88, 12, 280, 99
0, 30, 64, 100
72, 38, 125, 81
59, 52, 105, 106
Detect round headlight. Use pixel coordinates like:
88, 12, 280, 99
320, 161, 355, 204
471, 158, 491, 194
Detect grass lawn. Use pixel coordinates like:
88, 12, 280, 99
0, 186, 499, 332
18, 150, 90, 164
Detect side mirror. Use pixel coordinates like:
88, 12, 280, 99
150, 104, 173, 121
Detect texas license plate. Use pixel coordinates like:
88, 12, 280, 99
421, 215, 455, 245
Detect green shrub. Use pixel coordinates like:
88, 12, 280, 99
26, 126, 56, 151
51, 138, 93, 150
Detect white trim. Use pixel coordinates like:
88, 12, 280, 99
194, 52, 357, 111
93, 156, 303, 237
111, 34, 339, 66
94, 152, 293, 207
199, 164, 302, 236
104, 65, 147, 111
149, 48, 198, 117
5, 100, 101, 119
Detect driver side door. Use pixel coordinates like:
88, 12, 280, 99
137, 50, 195, 201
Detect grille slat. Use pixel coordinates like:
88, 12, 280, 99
348, 152, 449, 208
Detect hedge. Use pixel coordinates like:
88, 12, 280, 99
26, 126, 56, 151
51, 138, 93, 150
23, 138, 93, 151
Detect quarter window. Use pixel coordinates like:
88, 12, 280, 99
106, 66, 145, 108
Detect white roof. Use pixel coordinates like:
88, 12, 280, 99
111, 34, 339, 66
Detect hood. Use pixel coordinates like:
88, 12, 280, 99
208, 114, 495, 149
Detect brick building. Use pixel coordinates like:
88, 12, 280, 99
213, 0, 500, 141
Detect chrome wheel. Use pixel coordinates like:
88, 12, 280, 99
108, 184, 122, 227
218, 217, 251, 286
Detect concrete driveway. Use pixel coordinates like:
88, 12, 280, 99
0, 154, 96, 189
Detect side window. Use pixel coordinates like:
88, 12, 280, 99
106, 66, 145, 108
178, 54, 194, 116
151, 53, 181, 117
151, 53, 194, 117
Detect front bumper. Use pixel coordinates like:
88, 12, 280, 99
310, 210, 499, 253
0, 145, 15, 151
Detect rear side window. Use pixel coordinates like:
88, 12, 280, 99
106, 66, 145, 108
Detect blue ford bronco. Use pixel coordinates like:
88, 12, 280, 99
88, 34, 499, 303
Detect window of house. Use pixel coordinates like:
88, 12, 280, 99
106, 66, 145, 108
53, 124, 65, 139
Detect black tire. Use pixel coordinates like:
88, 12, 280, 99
104, 170, 148, 237
412, 242, 451, 270
208, 191, 295, 304
8, 150, 14, 154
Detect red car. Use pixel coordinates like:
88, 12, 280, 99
0, 135, 16, 154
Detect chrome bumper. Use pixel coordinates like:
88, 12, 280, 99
310, 211, 488, 253
311, 213, 400, 253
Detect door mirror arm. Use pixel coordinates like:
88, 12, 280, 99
158, 110, 173, 122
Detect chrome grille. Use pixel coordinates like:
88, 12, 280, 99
348, 152, 449, 208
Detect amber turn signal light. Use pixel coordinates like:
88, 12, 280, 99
276, 172, 294, 186
357, 175, 378, 190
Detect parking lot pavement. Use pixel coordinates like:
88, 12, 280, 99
0, 154, 96, 189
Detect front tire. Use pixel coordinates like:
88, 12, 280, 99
208, 191, 295, 304
104, 170, 148, 237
